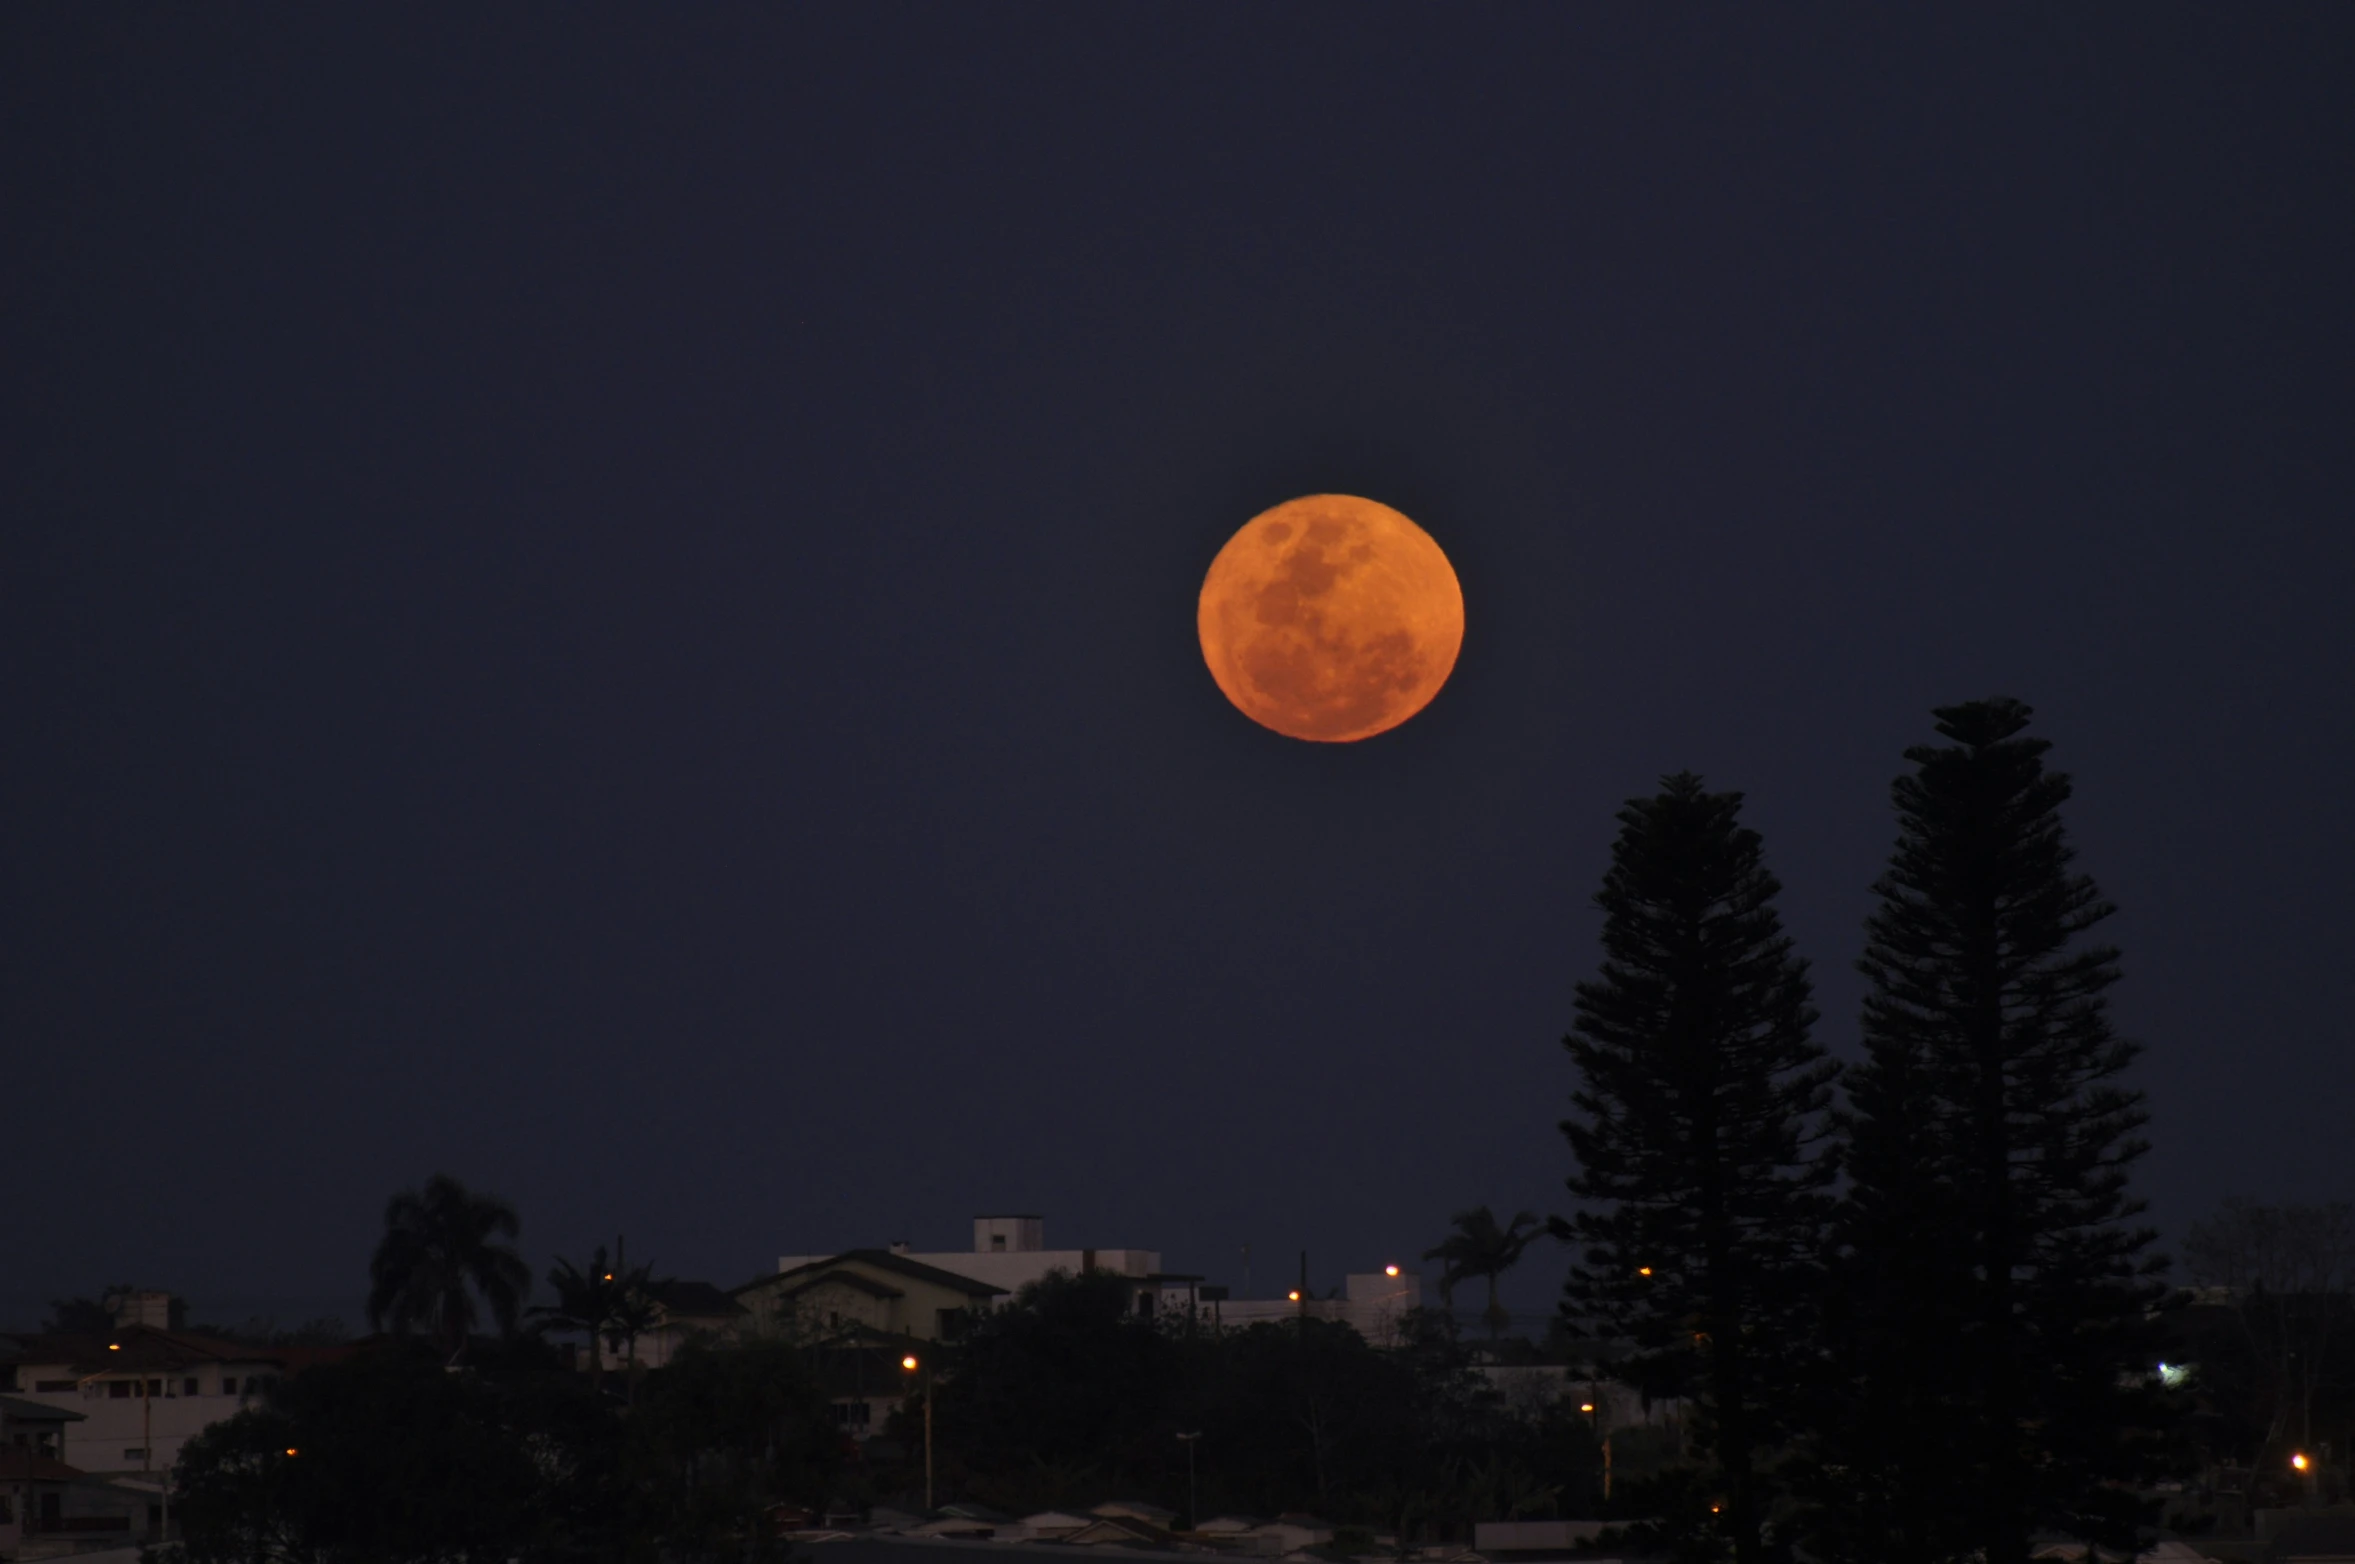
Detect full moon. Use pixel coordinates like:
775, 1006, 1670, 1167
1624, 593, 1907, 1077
1197, 494, 1465, 743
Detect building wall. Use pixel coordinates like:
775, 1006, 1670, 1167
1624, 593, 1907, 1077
739, 1262, 988, 1342
12, 1366, 275, 1473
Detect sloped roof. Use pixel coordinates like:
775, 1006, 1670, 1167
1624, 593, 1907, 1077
0, 1448, 83, 1481
768, 1269, 905, 1302
651, 1280, 745, 1319
8, 1325, 286, 1374
746, 1249, 1007, 1300
0, 1392, 85, 1423
1066, 1517, 1176, 1548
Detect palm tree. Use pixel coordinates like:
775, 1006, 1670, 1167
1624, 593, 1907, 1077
533, 1246, 627, 1392
1424, 1205, 1542, 1340
366, 1174, 531, 1363
606, 1261, 667, 1405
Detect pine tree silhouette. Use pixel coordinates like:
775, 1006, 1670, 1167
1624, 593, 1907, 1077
1561, 773, 1837, 1564
1819, 699, 2168, 1564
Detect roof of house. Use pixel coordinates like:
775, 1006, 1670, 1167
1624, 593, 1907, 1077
762, 1268, 905, 1302
650, 1280, 745, 1319
747, 1249, 1008, 1300
6, 1325, 287, 1374
1066, 1517, 1177, 1548
1094, 1500, 1179, 1525
0, 1448, 83, 1482
0, 1392, 85, 1423
1021, 1511, 1100, 1530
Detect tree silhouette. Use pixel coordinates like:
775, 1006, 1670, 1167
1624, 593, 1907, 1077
367, 1174, 531, 1363
1822, 699, 2167, 1564
1424, 1206, 1542, 1339
1559, 773, 1836, 1564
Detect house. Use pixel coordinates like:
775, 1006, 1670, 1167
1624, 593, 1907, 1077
1096, 1500, 1179, 1528
1, 1391, 83, 1458
735, 1249, 1008, 1344
0, 1451, 161, 1553
777, 1217, 1205, 1321
1207, 1269, 1425, 1345
0, 1448, 84, 1553
0, 1326, 293, 1473
624, 1280, 746, 1369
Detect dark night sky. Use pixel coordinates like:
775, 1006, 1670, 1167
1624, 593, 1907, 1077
6, 6, 2353, 1326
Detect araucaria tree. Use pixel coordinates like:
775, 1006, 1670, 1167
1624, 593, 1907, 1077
1823, 699, 2166, 1564
1561, 774, 1837, 1564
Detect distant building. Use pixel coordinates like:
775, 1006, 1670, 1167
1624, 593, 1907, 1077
1210, 1269, 1424, 1345
735, 1248, 1009, 1344
775, 1217, 1205, 1321
621, 1280, 746, 1370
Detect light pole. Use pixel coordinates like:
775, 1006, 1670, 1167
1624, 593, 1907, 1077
1176, 1431, 1201, 1531
90, 1339, 168, 1541
902, 1354, 933, 1511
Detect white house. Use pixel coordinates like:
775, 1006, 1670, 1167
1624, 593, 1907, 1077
1, 1326, 290, 1474
1210, 1269, 1425, 1345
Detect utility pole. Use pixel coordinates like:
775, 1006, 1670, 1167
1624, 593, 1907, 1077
902, 1353, 934, 1510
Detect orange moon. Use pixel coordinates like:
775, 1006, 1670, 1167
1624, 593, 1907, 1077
1197, 494, 1465, 743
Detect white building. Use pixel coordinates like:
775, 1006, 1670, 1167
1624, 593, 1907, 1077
1210, 1268, 1424, 1345
1, 1326, 288, 1474
777, 1215, 1203, 1319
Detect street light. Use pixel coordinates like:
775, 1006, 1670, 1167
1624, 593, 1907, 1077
901, 1353, 934, 1511
1176, 1431, 1202, 1530
1384, 1265, 1400, 1278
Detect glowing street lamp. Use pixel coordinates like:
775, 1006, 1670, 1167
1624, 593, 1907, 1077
1384, 1265, 1400, 1278
2293, 1452, 2311, 1473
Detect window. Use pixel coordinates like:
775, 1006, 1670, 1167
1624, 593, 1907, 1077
110, 1381, 131, 1399
34, 1379, 74, 1392
184, 1377, 200, 1397
990, 1234, 1006, 1251
146, 1379, 163, 1396
222, 1376, 237, 1395
124, 1447, 148, 1461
